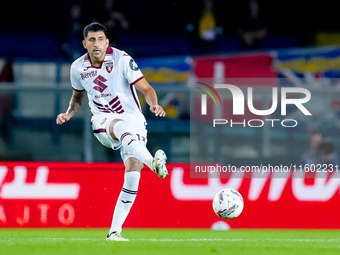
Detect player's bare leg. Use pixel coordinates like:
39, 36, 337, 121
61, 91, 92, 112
107, 157, 143, 241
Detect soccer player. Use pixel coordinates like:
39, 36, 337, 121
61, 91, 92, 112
56, 22, 168, 241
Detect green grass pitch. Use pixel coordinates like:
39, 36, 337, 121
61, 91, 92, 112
0, 229, 339, 255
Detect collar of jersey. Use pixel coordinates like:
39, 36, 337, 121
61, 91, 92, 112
83, 47, 114, 68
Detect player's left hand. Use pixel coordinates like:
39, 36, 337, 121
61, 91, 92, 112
150, 104, 166, 117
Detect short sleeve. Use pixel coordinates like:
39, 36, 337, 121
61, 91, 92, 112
70, 63, 84, 91
122, 54, 144, 85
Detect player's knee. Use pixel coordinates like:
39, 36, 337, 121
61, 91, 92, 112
125, 157, 143, 172
109, 118, 123, 140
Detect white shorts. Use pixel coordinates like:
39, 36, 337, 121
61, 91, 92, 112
91, 115, 148, 163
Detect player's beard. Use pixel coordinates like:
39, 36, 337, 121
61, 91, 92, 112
91, 48, 105, 64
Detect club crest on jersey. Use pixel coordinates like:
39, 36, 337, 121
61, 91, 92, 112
105, 62, 114, 73
129, 59, 139, 71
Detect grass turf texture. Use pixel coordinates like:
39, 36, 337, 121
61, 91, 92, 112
0, 229, 339, 255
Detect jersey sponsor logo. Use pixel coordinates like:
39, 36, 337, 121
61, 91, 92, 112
105, 62, 114, 73
129, 59, 139, 71
80, 70, 97, 80
93, 75, 108, 93
94, 93, 112, 99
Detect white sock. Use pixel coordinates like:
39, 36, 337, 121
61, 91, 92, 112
113, 120, 153, 169
109, 171, 141, 234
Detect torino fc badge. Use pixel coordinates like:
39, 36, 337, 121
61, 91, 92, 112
105, 62, 113, 73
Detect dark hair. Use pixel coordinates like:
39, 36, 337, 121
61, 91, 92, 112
83, 22, 108, 39
318, 139, 334, 155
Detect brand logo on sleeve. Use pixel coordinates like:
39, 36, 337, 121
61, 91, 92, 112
129, 59, 139, 71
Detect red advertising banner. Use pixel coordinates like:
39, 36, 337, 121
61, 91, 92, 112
0, 162, 339, 229
192, 53, 277, 86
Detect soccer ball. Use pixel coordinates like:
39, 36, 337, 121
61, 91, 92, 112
212, 188, 244, 220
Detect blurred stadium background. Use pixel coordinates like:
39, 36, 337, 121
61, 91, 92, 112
1, 0, 340, 162
0, 0, 340, 230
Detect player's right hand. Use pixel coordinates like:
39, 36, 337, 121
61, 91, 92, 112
56, 113, 72, 125
150, 104, 166, 117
